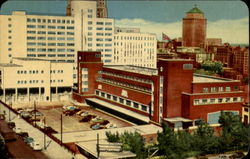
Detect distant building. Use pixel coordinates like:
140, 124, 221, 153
0, 58, 73, 104
206, 38, 222, 46
73, 51, 245, 127
182, 5, 207, 48
113, 27, 157, 68
176, 46, 213, 63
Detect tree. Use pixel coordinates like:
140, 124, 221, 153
219, 111, 249, 151
157, 122, 178, 158
105, 131, 147, 159
200, 61, 224, 74
0, 134, 8, 159
193, 120, 220, 155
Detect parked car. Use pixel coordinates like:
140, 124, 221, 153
91, 124, 104, 130
20, 111, 32, 120
7, 122, 16, 129
18, 132, 29, 139
80, 111, 89, 117
24, 137, 34, 146
79, 114, 96, 122
30, 110, 43, 117
64, 110, 76, 116
106, 123, 117, 129
91, 116, 103, 122
14, 127, 22, 134
31, 141, 42, 151
43, 126, 58, 134
76, 110, 85, 116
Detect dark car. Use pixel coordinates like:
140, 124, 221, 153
79, 115, 96, 122
7, 122, 16, 129
64, 110, 76, 116
18, 132, 29, 139
43, 126, 58, 134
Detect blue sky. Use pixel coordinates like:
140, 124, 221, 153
0, 0, 248, 44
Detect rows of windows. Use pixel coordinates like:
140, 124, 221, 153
17, 70, 44, 74
27, 37, 74, 41
81, 68, 89, 92
50, 79, 64, 83
27, 25, 74, 30
100, 71, 152, 84
50, 70, 63, 74
202, 86, 239, 93
17, 80, 43, 84
27, 18, 74, 24
27, 54, 74, 59
97, 77, 151, 93
193, 97, 243, 105
95, 90, 148, 112
27, 48, 75, 52
114, 36, 155, 41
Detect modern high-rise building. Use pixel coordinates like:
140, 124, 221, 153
182, 5, 207, 48
114, 27, 157, 68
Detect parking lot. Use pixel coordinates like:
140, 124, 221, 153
37, 106, 133, 133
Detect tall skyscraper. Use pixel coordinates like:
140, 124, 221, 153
96, 0, 108, 18
182, 5, 207, 48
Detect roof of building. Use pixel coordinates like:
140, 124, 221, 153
104, 65, 158, 76
0, 63, 22, 67
13, 57, 73, 63
187, 5, 204, 14
193, 74, 239, 83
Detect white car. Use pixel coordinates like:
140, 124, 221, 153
106, 123, 117, 129
14, 127, 22, 134
31, 141, 42, 151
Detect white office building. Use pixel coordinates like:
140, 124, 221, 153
0, 58, 73, 104
0, 0, 157, 104
114, 27, 157, 68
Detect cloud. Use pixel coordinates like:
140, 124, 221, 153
115, 17, 249, 44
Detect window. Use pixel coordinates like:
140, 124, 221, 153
105, 22, 112, 25
88, 27, 92, 30
218, 87, 224, 92
225, 98, 230, 102
105, 27, 112, 31
183, 64, 193, 70
118, 97, 124, 104
234, 86, 239, 91
126, 100, 131, 106
141, 105, 147, 111
218, 98, 223, 103
211, 87, 217, 92
233, 97, 238, 102
133, 102, 139, 108
88, 15, 92, 18
203, 88, 209, 93
210, 99, 215, 104
194, 99, 199, 105
96, 22, 103, 25
107, 94, 111, 99
88, 21, 92, 25
113, 96, 117, 101
96, 90, 100, 95
48, 31, 56, 35
202, 99, 208, 104
67, 26, 74, 29
225, 87, 231, 92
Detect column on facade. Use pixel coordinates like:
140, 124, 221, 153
56, 87, 58, 101
39, 87, 41, 102
27, 87, 30, 102
15, 88, 18, 103
3, 89, 6, 102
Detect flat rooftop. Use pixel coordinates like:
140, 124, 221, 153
193, 74, 237, 83
0, 63, 22, 67
104, 65, 158, 76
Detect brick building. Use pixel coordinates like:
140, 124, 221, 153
182, 5, 207, 48
73, 51, 245, 128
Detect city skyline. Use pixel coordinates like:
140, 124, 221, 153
0, 0, 248, 44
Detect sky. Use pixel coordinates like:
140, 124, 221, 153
0, 0, 248, 44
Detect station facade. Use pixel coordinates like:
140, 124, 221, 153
73, 51, 245, 126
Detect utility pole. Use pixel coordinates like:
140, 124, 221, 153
60, 114, 63, 145
44, 116, 46, 150
34, 100, 37, 126
97, 133, 100, 158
